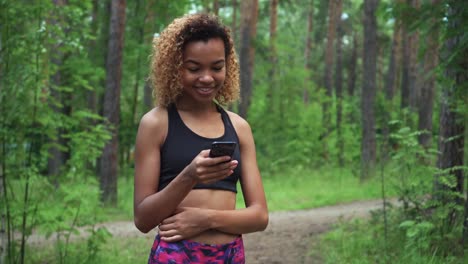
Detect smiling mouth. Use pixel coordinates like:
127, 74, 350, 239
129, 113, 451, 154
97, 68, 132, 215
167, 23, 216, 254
196, 87, 215, 94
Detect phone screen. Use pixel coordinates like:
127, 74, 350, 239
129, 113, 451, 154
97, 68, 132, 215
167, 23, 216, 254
209, 141, 237, 158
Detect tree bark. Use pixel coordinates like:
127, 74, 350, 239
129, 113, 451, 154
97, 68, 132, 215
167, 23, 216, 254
213, 0, 219, 16
335, 0, 344, 167
361, 0, 379, 180
303, 0, 314, 105
238, 0, 258, 118
266, 0, 278, 108
433, 0, 467, 241
382, 2, 402, 149
48, 0, 70, 181
87, 0, 99, 117
322, 0, 339, 137
231, 0, 237, 47
417, 0, 440, 150
384, 9, 402, 101
347, 34, 358, 96
100, 0, 126, 205
400, 3, 410, 109
408, 0, 421, 110
143, 0, 156, 111
408, 0, 421, 111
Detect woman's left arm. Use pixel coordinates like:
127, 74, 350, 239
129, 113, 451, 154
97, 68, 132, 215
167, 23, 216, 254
205, 115, 269, 234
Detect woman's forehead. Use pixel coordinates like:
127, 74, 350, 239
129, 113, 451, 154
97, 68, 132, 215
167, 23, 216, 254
183, 38, 226, 62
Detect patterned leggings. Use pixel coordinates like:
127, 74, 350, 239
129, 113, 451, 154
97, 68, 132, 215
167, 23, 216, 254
148, 235, 245, 264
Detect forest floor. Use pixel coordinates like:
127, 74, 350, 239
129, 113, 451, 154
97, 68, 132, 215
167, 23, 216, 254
27, 198, 398, 263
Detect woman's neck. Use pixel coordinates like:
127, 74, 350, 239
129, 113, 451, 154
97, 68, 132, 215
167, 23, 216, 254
175, 98, 217, 113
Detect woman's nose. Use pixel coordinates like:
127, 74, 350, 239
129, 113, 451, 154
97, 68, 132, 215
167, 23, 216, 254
199, 74, 214, 83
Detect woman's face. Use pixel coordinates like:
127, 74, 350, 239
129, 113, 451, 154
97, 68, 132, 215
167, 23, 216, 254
180, 37, 226, 104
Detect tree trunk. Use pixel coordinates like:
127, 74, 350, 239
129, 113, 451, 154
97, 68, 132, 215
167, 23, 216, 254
303, 0, 314, 105
347, 34, 358, 96
238, 0, 258, 118
266, 0, 278, 108
131, 0, 146, 124
143, 0, 156, 111
417, 0, 440, 150
87, 0, 99, 117
48, 0, 69, 181
213, 0, 219, 16
384, 16, 401, 101
322, 0, 339, 140
434, 0, 467, 240
361, 0, 379, 180
382, 2, 402, 148
335, 0, 344, 167
408, 0, 420, 110
231, 0, 237, 47
100, 0, 126, 205
400, 13, 410, 109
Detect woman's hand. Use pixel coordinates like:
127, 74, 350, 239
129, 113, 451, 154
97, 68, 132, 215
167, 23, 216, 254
158, 207, 210, 242
183, 150, 238, 184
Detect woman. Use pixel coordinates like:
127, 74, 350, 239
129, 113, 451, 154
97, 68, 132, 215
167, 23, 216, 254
134, 13, 268, 263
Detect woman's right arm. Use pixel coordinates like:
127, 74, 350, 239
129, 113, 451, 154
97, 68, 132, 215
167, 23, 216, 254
133, 109, 236, 233
133, 109, 196, 233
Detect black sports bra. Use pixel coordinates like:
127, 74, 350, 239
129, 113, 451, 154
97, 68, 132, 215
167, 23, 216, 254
158, 103, 242, 193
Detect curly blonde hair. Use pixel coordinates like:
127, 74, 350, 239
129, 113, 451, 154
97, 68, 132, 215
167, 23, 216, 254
150, 13, 240, 107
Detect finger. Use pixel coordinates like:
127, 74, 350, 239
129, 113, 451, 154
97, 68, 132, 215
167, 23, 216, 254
158, 222, 176, 231
192, 161, 235, 178
199, 149, 211, 158
204, 160, 238, 173
174, 207, 186, 214
159, 229, 179, 238
200, 170, 234, 184
160, 234, 184, 242
209, 156, 233, 165
200, 166, 233, 180
160, 217, 176, 225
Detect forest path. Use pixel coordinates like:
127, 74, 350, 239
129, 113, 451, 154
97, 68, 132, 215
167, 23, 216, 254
27, 198, 398, 263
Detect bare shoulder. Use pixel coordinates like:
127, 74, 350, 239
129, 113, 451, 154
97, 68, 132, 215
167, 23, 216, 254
137, 107, 168, 146
225, 110, 253, 141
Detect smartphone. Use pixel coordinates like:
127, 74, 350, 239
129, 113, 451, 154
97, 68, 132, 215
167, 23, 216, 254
209, 141, 237, 158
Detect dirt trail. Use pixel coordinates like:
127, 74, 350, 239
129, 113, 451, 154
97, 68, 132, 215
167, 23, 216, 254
27, 198, 397, 263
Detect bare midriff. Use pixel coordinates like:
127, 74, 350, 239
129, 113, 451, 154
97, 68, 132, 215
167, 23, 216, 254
169, 189, 238, 245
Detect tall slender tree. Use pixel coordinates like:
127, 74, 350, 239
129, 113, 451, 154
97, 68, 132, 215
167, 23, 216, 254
382, 1, 403, 146
303, 0, 314, 105
361, 0, 379, 180
213, 0, 219, 15
48, 0, 69, 180
408, 0, 421, 110
434, 0, 466, 228
322, 0, 339, 140
417, 0, 440, 150
347, 34, 358, 97
266, 0, 278, 109
231, 0, 238, 46
335, 0, 344, 167
238, 0, 258, 118
100, 0, 126, 205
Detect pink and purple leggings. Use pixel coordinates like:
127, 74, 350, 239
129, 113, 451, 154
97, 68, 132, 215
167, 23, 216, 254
148, 235, 245, 264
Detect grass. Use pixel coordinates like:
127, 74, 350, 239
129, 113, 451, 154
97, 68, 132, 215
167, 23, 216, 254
24, 165, 403, 263
26, 162, 461, 264
101, 165, 395, 223
317, 218, 468, 264
250, 166, 395, 211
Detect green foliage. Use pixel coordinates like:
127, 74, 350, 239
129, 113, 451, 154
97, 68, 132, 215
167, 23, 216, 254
319, 122, 467, 263
319, 214, 466, 264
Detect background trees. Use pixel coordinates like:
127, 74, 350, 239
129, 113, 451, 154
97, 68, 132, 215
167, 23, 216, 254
1, 0, 467, 263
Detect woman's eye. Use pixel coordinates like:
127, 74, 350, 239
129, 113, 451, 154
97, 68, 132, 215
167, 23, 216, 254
213, 67, 223, 72
187, 68, 199, 72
